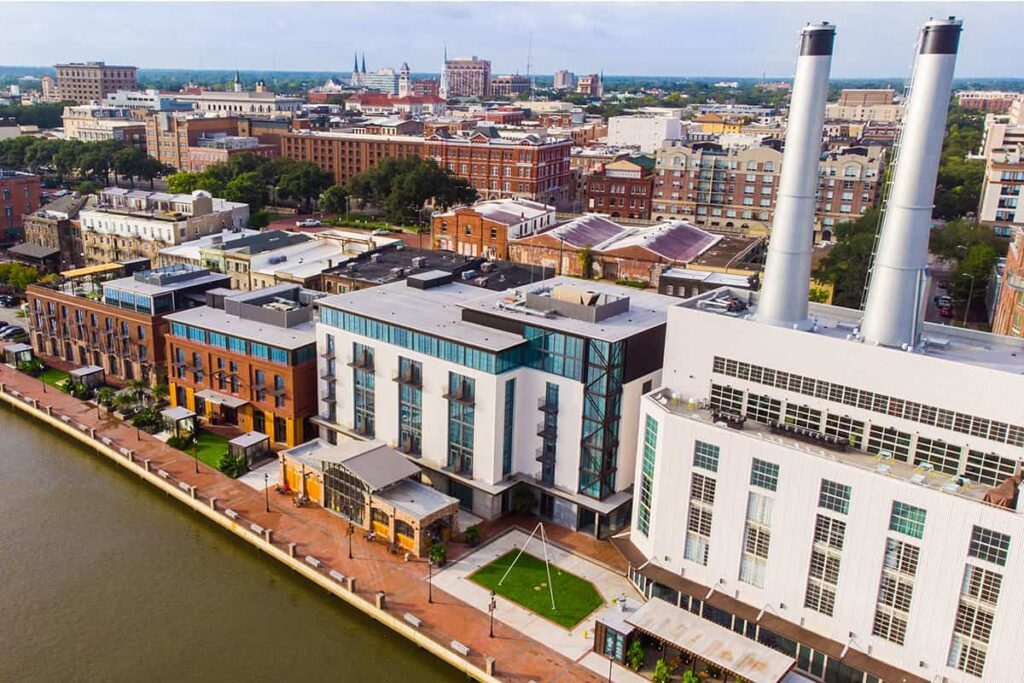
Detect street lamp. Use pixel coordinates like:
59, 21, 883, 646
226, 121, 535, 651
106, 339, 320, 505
192, 439, 199, 473
347, 520, 354, 559
959, 272, 977, 328
263, 472, 270, 512
488, 590, 497, 638
608, 654, 614, 683
427, 557, 434, 604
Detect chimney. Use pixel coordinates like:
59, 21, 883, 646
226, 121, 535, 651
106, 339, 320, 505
754, 22, 835, 330
861, 18, 962, 348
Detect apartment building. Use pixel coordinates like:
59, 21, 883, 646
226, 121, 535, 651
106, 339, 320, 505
55, 62, 137, 104
61, 105, 147, 147
165, 285, 320, 447
22, 193, 89, 270
79, 188, 249, 266
315, 276, 673, 534
490, 75, 531, 97
144, 113, 243, 171
431, 198, 556, 258
426, 128, 573, 206
583, 156, 655, 220
992, 225, 1024, 337
651, 142, 883, 240
279, 129, 426, 186
606, 115, 684, 154
25, 264, 230, 385
977, 147, 1024, 237
174, 90, 302, 116
553, 70, 576, 90
576, 74, 603, 99
958, 90, 1020, 113
0, 169, 41, 244
444, 56, 491, 98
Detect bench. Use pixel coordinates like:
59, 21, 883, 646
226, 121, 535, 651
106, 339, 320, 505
329, 569, 346, 583
225, 509, 239, 520
304, 555, 321, 568
450, 641, 470, 656
403, 613, 422, 628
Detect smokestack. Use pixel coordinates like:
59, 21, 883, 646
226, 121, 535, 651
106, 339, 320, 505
861, 18, 962, 348
755, 22, 836, 330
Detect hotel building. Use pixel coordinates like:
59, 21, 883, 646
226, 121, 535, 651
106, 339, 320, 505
314, 275, 675, 535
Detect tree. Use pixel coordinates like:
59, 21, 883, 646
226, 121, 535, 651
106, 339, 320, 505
928, 218, 1005, 263
113, 147, 146, 187
626, 640, 645, 671
811, 208, 881, 308
952, 243, 999, 302
167, 171, 200, 194
652, 659, 671, 683
138, 157, 171, 190
249, 211, 272, 229
74, 180, 100, 196
345, 157, 476, 224
223, 171, 266, 210
578, 245, 595, 279
0, 263, 41, 290
277, 161, 332, 211
319, 185, 349, 216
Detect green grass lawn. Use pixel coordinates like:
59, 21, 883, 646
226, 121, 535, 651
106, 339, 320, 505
469, 550, 604, 629
38, 367, 69, 389
178, 429, 230, 469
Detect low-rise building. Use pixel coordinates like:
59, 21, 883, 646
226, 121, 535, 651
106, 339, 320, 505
315, 276, 676, 534
991, 226, 1023, 337
79, 188, 248, 266
606, 114, 683, 154
583, 156, 656, 220
490, 75, 531, 97
21, 192, 88, 270
174, 90, 302, 116
165, 284, 320, 447
25, 264, 230, 385
155, 227, 260, 269
957, 90, 1021, 113
431, 198, 556, 259
103, 89, 193, 112
0, 169, 41, 245
61, 105, 147, 147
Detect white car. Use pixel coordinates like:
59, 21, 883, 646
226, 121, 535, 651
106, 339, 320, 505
371, 229, 391, 236
296, 219, 321, 227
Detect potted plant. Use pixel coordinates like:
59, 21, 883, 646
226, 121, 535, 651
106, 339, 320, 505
464, 524, 482, 547
652, 659, 671, 683
626, 639, 645, 672
429, 541, 447, 567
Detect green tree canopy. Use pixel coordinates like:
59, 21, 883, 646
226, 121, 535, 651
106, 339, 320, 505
277, 161, 333, 211
811, 207, 881, 308
319, 185, 349, 216
345, 157, 477, 224
223, 171, 267, 211
0, 262, 41, 290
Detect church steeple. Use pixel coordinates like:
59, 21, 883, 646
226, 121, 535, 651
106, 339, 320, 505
439, 43, 449, 100
361, 53, 366, 73
233, 69, 242, 92
353, 51, 359, 74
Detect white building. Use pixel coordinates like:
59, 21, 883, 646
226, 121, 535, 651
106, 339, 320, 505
175, 90, 302, 116
606, 114, 684, 154
314, 276, 675, 535
103, 89, 192, 112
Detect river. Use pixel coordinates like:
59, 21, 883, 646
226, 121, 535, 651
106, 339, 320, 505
0, 405, 457, 682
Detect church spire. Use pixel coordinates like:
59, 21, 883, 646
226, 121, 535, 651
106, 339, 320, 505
353, 51, 359, 74
439, 42, 449, 100
361, 53, 366, 73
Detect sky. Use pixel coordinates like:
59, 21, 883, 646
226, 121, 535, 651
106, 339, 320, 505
1, 1, 1022, 78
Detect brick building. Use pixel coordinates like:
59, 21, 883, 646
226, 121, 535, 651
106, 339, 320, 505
145, 113, 242, 171
431, 198, 556, 259
279, 130, 426, 186
583, 156, 655, 220
22, 193, 89, 270
489, 75, 531, 97
165, 285, 319, 447
0, 170, 41, 244
25, 264, 230, 385
651, 141, 883, 240
957, 91, 1021, 113
992, 226, 1024, 338
55, 62, 137, 104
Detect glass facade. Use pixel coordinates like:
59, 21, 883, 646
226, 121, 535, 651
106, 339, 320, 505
538, 382, 559, 485
446, 372, 475, 476
169, 323, 312, 365
398, 357, 422, 455
636, 414, 657, 536
578, 339, 624, 500
352, 342, 375, 437
502, 379, 516, 477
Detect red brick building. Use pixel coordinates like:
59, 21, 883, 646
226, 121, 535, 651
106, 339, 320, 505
431, 198, 556, 259
279, 130, 426, 186
992, 227, 1024, 338
0, 170, 41, 244
583, 156, 655, 220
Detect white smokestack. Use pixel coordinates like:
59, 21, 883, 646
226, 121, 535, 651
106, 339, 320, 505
755, 22, 835, 330
861, 18, 962, 348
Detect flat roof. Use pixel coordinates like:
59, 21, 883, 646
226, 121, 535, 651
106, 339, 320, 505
196, 388, 249, 409
158, 228, 260, 262
681, 288, 1024, 375
662, 267, 753, 287
318, 279, 525, 352
229, 431, 268, 448
626, 598, 795, 683
103, 269, 230, 296
165, 305, 315, 350
375, 479, 459, 520
458, 276, 675, 343
61, 263, 122, 279
8, 243, 59, 259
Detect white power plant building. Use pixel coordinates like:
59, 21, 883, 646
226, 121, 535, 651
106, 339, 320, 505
606, 114, 684, 153
613, 17, 1024, 683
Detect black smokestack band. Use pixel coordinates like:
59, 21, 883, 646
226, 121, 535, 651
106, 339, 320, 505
800, 25, 836, 56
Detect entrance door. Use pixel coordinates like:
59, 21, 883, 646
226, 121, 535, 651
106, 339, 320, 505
222, 406, 237, 425
252, 410, 266, 435
193, 396, 205, 418
449, 480, 475, 510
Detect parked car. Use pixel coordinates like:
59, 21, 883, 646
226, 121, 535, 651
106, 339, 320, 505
371, 228, 391, 236
0, 295, 15, 308
296, 219, 321, 227
939, 304, 954, 318
934, 295, 953, 308
0, 326, 25, 339
0, 324, 19, 335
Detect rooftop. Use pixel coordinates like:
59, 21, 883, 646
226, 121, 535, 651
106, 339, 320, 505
439, 198, 554, 225
681, 287, 1024, 376
158, 228, 260, 262
103, 264, 230, 297
165, 304, 315, 349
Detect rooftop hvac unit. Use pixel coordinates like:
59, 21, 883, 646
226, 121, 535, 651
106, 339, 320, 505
480, 261, 494, 272
268, 254, 288, 264
411, 256, 427, 268
370, 253, 381, 263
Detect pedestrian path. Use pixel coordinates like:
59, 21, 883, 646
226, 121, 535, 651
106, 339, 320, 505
237, 459, 280, 491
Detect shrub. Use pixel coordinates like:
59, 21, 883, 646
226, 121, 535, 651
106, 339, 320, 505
429, 541, 447, 566
653, 659, 671, 683
218, 450, 248, 478
167, 434, 195, 450
464, 524, 482, 546
96, 387, 115, 408
511, 487, 537, 514
131, 407, 167, 432
16, 357, 44, 376
626, 639, 645, 671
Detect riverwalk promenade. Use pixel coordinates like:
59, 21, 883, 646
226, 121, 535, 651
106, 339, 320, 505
0, 364, 616, 683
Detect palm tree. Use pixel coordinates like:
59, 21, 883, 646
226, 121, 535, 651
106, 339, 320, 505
126, 378, 149, 405
96, 387, 115, 408
112, 391, 135, 415
152, 383, 170, 406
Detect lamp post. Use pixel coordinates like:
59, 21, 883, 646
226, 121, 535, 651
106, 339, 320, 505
607, 654, 614, 682
192, 438, 199, 473
347, 520, 354, 559
960, 272, 977, 328
427, 557, 433, 604
488, 590, 496, 637
263, 472, 270, 512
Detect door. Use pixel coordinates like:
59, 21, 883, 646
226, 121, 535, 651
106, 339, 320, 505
252, 410, 266, 435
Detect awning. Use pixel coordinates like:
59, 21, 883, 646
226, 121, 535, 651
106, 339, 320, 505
60, 262, 123, 279
161, 406, 196, 422
626, 598, 795, 683
195, 388, 248, 409
230, 431, 269, 448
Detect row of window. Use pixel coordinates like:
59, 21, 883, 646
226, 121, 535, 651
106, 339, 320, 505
169, 322, 314, 366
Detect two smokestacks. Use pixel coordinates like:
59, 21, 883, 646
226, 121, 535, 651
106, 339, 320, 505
756, 17, 963, 349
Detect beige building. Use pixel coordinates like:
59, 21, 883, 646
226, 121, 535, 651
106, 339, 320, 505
977, 147, 1024, 239
62, 105, 146, 146
55, 62, 137, 104
652, 141, 884, 240
174, 90, 302, 116
79, 188, 248, 265
444, 56, 491, 98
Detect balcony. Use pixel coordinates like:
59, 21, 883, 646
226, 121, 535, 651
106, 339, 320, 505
1006, 272, 1024, 292
769, 421, 848, 452
537, 397, 558, 414
536, 422, 558, 440
320, 369, 336, 381
320, 393, 337, 404
392, 368, 422, 387
443, 383, 475, 406
347, 353, 373, 370
535, 446, 556, 465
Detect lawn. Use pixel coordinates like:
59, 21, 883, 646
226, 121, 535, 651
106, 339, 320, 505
38, 367, 69, 389
469, 550, 605, 629
177, 429, 230, 469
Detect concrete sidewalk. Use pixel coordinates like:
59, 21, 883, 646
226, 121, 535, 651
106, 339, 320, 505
0, 364, 614, 683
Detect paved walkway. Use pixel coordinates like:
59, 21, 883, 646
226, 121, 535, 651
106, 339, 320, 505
0, 364, 619, 683
434, 529, 645, 682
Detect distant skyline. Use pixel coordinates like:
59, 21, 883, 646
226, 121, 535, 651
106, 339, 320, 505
2, 2, 1022, 78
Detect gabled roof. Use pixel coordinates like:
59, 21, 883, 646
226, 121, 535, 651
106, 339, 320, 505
540, 214, 629, 249
604, 220, 721, 262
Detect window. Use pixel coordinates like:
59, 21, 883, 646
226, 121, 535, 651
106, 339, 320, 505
965, 450, 1017, 487
912, 437, 962, 475
739, 491, 772, 588
824, 415, 864, 448
750, 459, 779, 491
804, 515, 845, 616
948, 564, 1002, 677
397, 357, 422, 455
872, 538, 919, 645
969, 526, 1010, 566
637, 415, 658, 536
784, 403, 822, 430
818, 479, 851, 514
709, 383, 743, 414
447, 372, 475, 476
889, 501, 927, 539
868, 426, 912, 461
501, 379, 515, 477
693, 441, 719, 472
273, 375, 285, 408
685, 472, 715, 565
352, 343, 375, 437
